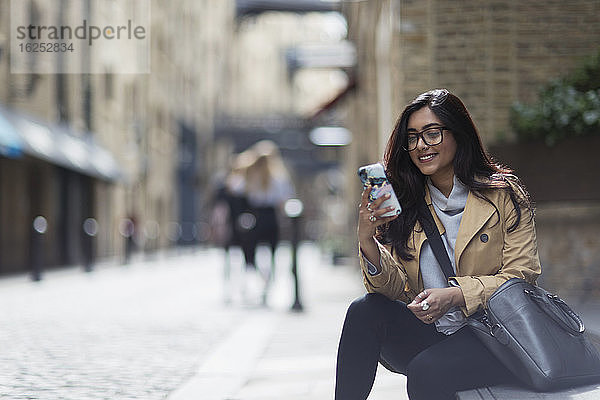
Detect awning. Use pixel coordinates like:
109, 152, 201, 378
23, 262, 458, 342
0, 108, 24, 158
0, 106, 122, 181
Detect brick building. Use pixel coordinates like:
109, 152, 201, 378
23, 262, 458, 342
342, 0, 600, 166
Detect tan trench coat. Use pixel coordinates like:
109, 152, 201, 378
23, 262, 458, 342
359, 184, 542, 317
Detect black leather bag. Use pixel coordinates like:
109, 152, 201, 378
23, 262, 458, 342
468, 278, 600, 391
418, 200, 600, 391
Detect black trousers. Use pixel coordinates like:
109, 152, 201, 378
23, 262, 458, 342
335, 293, 517, 400
241, 206, 278, 268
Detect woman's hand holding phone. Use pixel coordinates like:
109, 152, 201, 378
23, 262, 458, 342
357, 185, 399, 243
357, 185, 400, 268
357, 163, 401, 267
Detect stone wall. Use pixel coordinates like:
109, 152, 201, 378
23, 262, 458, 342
536, 203, 600, 301
489, 136, 600, 202
489, 136, 600, 299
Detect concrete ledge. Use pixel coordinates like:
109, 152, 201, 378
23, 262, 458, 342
457, 383, 600, 399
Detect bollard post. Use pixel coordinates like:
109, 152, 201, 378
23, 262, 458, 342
82, 218, 98, 272
31, 216, 48, 281
284, 199, 304, 312
119, 218, 135, 264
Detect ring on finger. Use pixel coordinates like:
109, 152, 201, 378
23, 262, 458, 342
421, 300, 430, 311
368, 215, 377, 223
427, 315, 433, 321
366, 203, 373, 212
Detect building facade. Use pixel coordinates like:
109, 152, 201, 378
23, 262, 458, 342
0, 0, 235, 273
0, 0, 351, 274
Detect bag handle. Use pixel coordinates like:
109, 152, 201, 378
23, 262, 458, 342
524, 288, 585, 335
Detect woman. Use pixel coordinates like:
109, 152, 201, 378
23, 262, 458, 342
242, 140, 294, 301
335, 89, 541, 399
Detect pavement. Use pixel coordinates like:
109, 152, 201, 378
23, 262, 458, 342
1, 242, 599, 400
167, 243, 407, 400
164, 243, 600, 400
0, 247, 249, 399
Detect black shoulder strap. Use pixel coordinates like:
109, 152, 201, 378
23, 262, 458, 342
418, 199, 455, 279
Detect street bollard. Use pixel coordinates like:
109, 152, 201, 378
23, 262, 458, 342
82, 218, 98, 272
284, 199, 304, 312
31, 215, 48, 281
119, 218, 135, 264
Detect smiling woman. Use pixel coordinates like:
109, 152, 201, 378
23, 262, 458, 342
335, 89, 541, 400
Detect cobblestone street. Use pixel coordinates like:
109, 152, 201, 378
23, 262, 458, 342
0, 248, 256, 400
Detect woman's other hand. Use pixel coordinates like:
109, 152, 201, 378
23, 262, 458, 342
407, 287, 465, 324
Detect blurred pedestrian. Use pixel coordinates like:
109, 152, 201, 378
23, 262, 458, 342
242, 140, 294, 304
210, 149, 255, 303
335, 89, 541, 399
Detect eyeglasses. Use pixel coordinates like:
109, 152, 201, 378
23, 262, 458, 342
404, 126, 449, 151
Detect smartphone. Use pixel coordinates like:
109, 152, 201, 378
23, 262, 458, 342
358, 163, 402, 217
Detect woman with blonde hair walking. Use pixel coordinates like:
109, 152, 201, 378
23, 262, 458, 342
242, 140, 294, 304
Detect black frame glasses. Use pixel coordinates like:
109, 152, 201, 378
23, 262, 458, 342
403, 126, 449, 151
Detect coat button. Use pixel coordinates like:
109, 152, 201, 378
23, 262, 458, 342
480, 233, 489, 243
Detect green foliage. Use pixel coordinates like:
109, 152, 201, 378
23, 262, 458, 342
510, 50, 600, 146
567, 50, 600, 92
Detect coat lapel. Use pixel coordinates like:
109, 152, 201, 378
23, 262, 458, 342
454, 191, 496, 270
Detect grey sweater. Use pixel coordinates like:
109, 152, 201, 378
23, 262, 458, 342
421, 176, 468, 335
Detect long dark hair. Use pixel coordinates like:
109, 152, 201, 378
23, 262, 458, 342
379, 89, 532, 261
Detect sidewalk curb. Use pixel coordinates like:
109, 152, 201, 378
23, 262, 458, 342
168, 311, 279, 400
